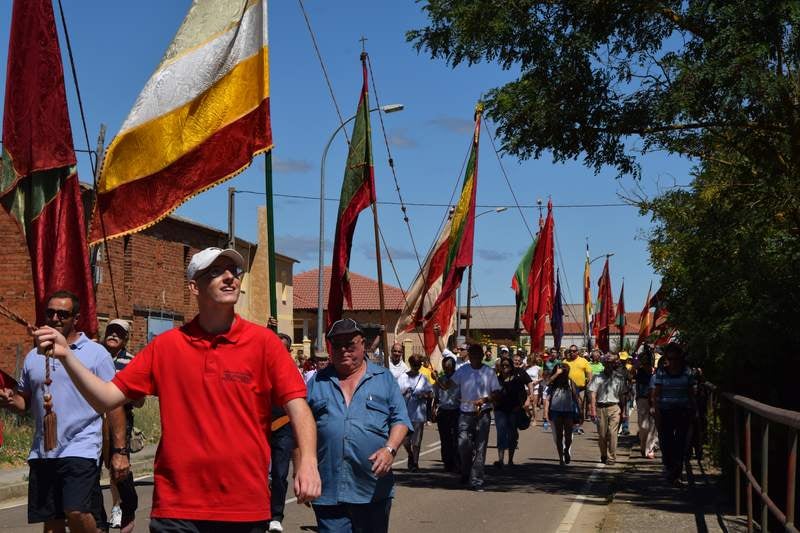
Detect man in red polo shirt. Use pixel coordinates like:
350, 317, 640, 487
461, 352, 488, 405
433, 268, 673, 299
33, 247, 321, 533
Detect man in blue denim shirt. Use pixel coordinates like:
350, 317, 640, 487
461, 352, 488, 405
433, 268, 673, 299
306, 319, 411, 533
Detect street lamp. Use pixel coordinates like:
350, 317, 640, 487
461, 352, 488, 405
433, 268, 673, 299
590, 252, 615, 264
475, 206, 508, 218
317, 104, 404, 353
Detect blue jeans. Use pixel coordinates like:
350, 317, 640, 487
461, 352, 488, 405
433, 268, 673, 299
494, 410, 519, 451
269, 422, 295, 523
458, 410, 491, 487
313, 499, 392, 533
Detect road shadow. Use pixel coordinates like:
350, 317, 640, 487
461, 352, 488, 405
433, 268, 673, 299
393, 457, 612, 503
602, 440, 740, 533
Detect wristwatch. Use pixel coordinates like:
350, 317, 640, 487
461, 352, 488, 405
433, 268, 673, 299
384, 445, 397, 456
111, 447, 130, 456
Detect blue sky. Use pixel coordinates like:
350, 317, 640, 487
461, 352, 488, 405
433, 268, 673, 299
0, 1, 694, 311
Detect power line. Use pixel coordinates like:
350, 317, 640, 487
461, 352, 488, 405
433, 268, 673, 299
234, 189, 629, 209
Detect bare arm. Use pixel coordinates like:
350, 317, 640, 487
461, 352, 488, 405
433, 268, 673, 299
107, 406, 131, 481
433, 324, 446, 353
283, 397, 321, 503
34, 326, 128, 413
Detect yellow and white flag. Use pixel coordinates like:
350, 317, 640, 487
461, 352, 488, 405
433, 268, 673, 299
90, 0, 271, 244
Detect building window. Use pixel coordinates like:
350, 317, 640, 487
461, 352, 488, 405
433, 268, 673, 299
147, 316, 173, 343
293, 319, 307, 344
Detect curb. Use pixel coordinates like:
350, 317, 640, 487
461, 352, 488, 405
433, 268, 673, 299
0, 454, 155, 503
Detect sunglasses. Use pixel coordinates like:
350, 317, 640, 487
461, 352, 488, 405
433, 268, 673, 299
45, 308, 73, 320
331, 338, 362, 351
201, 264, 244, 280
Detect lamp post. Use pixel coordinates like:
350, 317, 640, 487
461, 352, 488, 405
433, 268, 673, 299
462, 207, 508, 339
316, 104, 404, 353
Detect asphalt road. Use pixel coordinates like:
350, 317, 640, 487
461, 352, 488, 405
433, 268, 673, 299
0, 417, 628, 532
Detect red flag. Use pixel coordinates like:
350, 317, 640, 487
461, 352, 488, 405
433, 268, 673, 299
595, 258, 614, 352
615, 282, 626, 346
648, 285, 674, 345
1, 0, 97, 336
521, 200, 555, 351
327, 55, 375, 328
635, 282, 653, 351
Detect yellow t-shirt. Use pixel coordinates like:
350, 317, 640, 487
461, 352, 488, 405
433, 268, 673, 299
419, 365, 436, 385
567, 356, 592, 388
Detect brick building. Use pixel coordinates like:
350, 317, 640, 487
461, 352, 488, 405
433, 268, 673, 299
0, 204, 296, 376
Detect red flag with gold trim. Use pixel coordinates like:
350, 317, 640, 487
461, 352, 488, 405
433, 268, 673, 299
1, 0, 97, 336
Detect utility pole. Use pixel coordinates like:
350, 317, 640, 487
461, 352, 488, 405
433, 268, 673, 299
227, 187, 236, 250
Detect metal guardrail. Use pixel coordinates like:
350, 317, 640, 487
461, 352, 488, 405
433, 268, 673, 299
705, 383, 799, 532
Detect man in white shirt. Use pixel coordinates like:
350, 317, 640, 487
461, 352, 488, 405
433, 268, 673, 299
445, 344, 501, 491
388, 342, 409, 381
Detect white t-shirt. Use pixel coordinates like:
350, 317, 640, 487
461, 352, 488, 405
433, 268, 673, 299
450, 364, 502, 413
389, 360, 409, 381
397, 372, 433, 423
526, 365, 542, 386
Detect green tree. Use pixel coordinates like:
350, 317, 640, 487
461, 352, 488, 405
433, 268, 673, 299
409, 1, 800, 405
408, 1, 800, 180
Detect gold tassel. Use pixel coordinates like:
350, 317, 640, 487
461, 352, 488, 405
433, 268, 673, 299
43, 394, 57, 451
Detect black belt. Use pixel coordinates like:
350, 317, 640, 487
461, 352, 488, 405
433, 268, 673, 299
597, 402, 618, 407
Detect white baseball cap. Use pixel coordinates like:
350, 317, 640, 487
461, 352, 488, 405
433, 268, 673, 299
186, 247, 245, 281
106, 319, 130, 334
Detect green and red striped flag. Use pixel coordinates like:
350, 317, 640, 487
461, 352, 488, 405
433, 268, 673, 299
512, 237, 537, 331
424, 105, 481, 319
1, 0, 97, 336
327, 54, 376, 327
395, 104, 482, 354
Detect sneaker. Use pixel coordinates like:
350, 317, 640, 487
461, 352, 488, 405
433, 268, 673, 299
600, 456, 608, 464
269, 520, 284, 532
577, 427, 585, 435
471, 485, 485, 492
542, 422, 551, 432
109, 505, 122, 529
564, 448, 571, 464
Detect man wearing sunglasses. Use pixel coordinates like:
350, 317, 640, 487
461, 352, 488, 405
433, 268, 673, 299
1, 290, 116, 533
32, 247, 322, 533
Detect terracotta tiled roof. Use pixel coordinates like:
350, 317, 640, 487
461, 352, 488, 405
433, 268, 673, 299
293, 267, 406, 311
462, 305, 642, 334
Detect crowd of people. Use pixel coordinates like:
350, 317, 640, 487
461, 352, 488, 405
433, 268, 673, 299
386, 338, 703, 491
0, 245, 706, 533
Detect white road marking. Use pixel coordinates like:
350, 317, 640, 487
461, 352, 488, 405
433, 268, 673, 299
554, 462, 606, 533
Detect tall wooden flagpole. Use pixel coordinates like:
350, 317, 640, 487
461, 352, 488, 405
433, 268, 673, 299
265, 151, 278, 329
362, 51, 390, 368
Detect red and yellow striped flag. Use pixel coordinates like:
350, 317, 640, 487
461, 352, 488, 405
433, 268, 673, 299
90, 0, 271, 244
